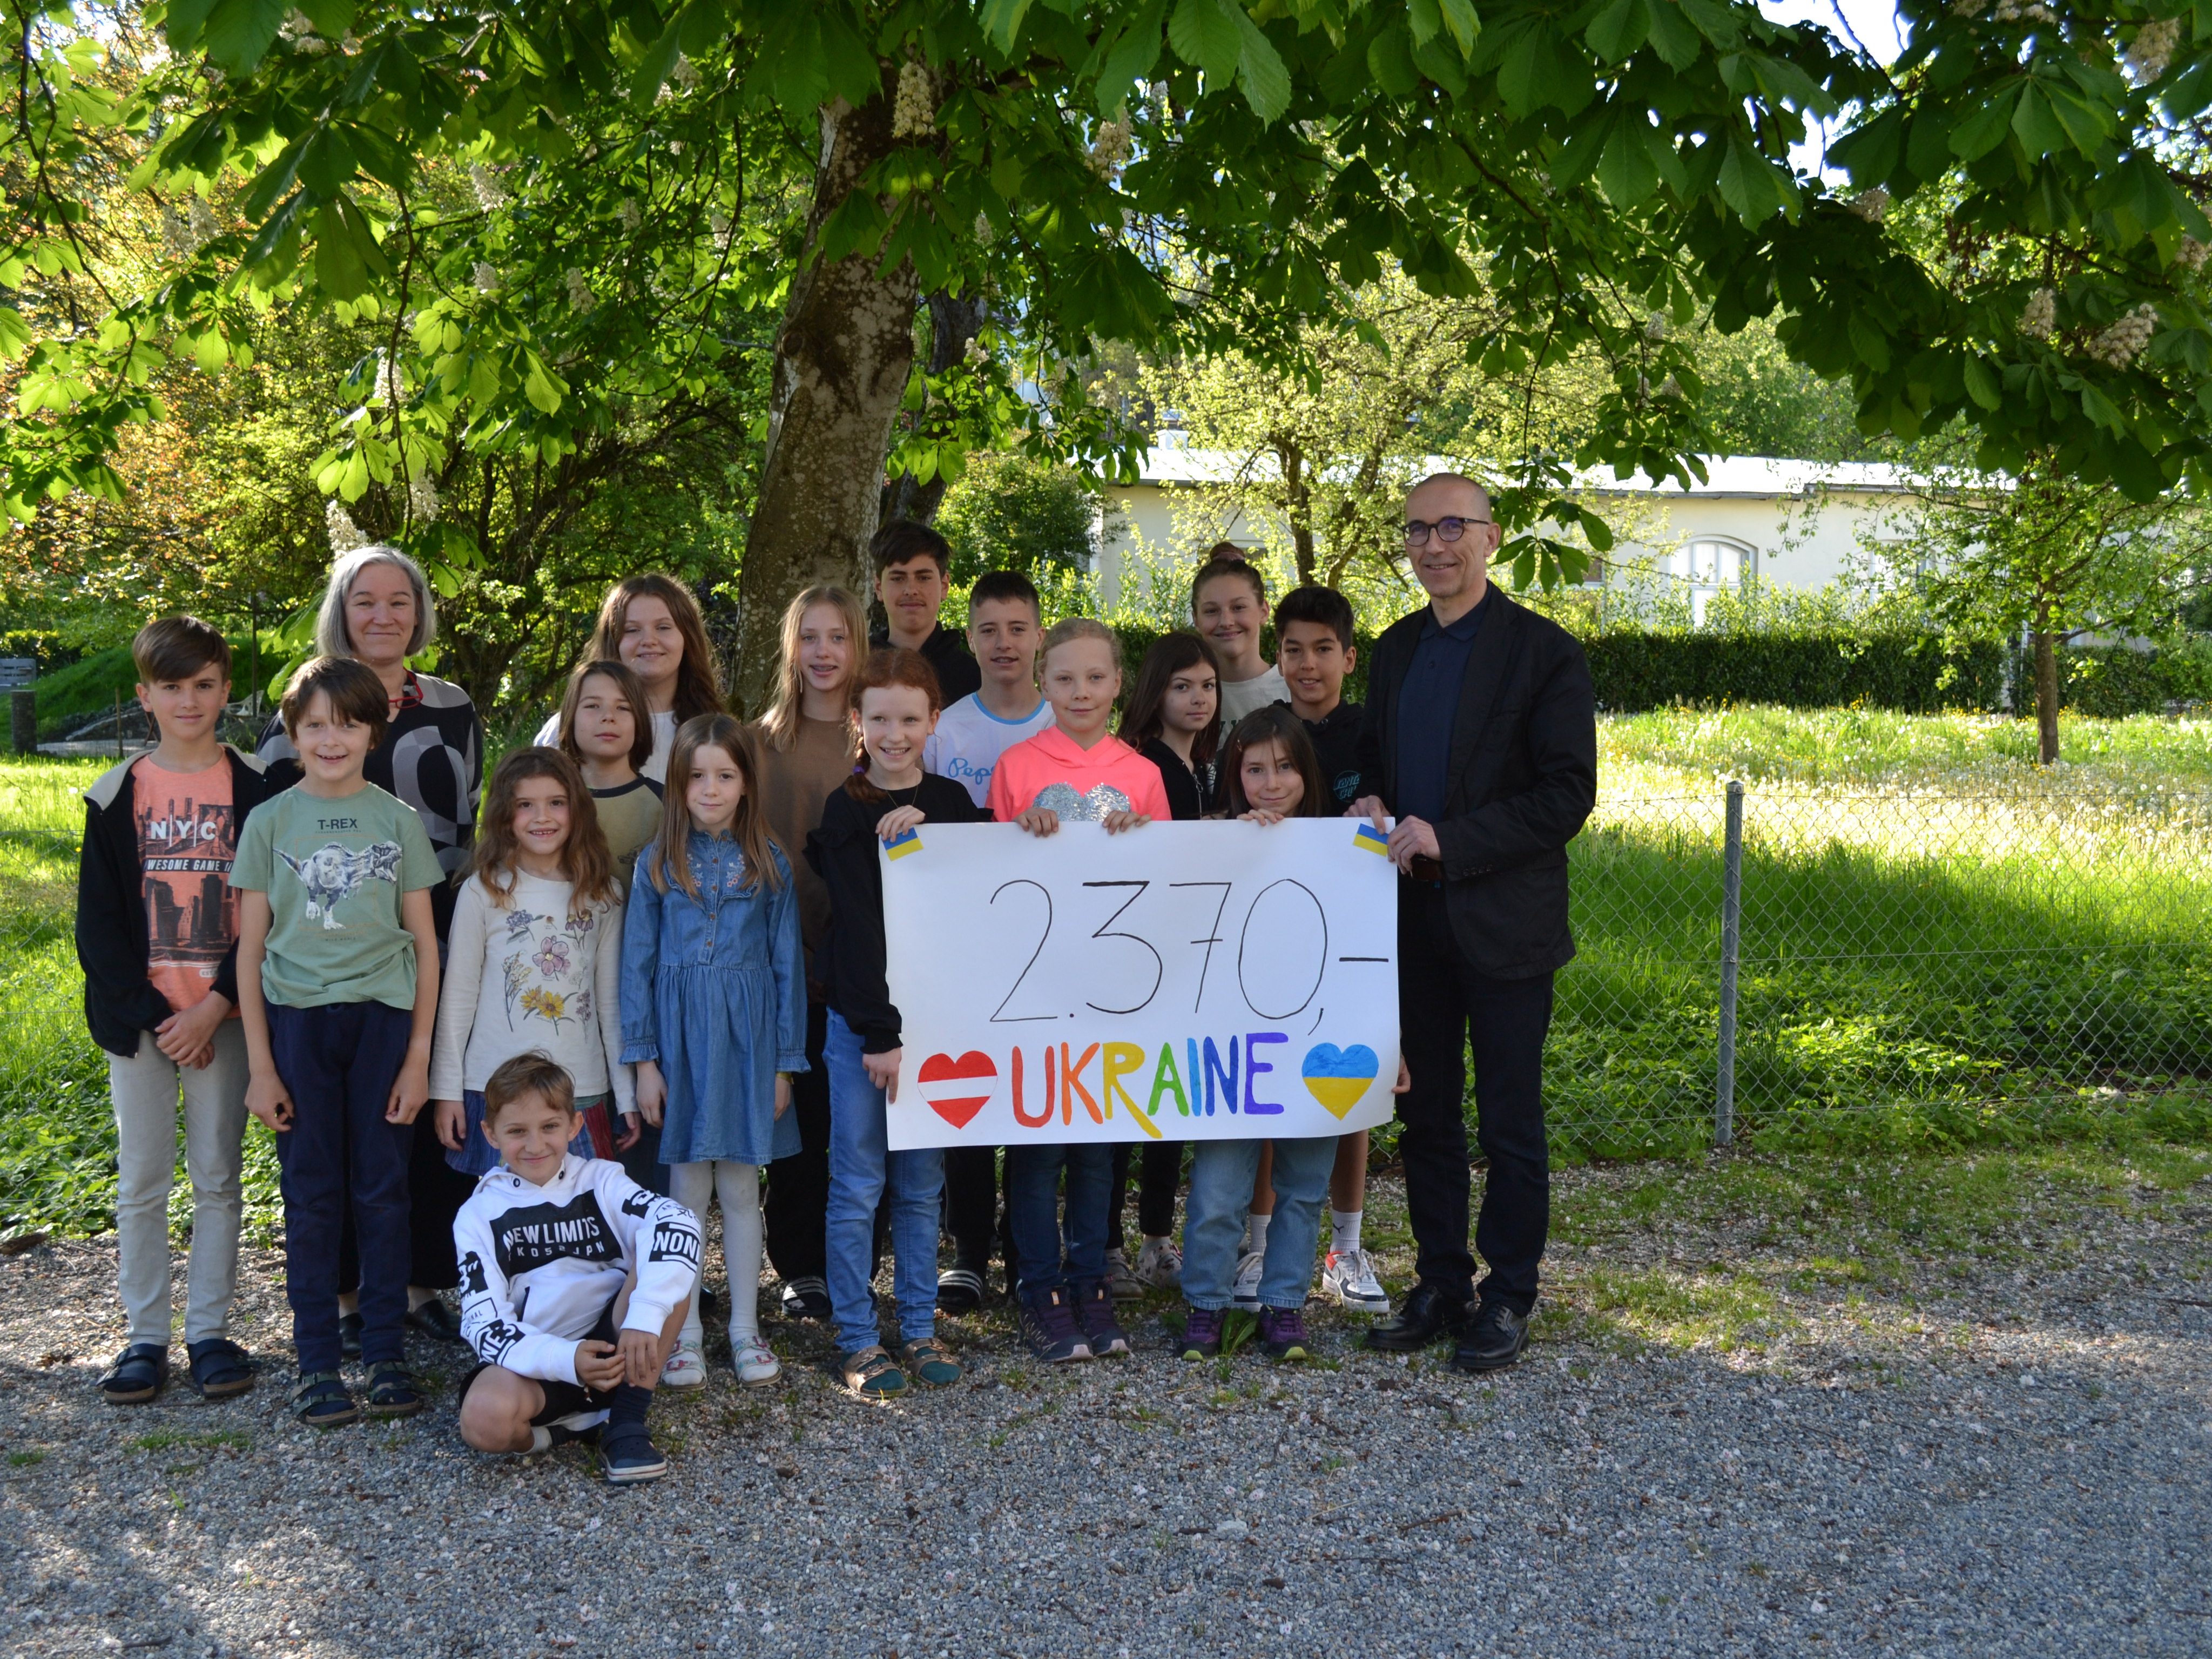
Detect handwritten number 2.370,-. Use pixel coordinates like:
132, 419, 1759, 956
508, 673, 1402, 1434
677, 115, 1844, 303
987, 877, 1325, 1023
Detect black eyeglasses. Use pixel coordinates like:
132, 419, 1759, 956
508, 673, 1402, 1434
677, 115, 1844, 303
1403, 516, 1493, 547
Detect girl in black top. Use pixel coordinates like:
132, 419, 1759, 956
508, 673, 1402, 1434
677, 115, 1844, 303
806, 648, 982, 1399
1117, 632, 1223, 822
1103, 632, 1227, 1297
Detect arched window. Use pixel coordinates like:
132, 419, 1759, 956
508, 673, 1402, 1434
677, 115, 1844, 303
1667, 536, 1757, 625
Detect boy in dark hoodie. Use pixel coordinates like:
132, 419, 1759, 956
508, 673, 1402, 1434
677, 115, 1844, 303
77, 617, 273, 1405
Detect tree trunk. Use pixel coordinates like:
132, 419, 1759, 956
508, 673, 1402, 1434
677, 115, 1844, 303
735, 84, 918, 716
1279, 442, 1316, 586
880, 290, 988, 528
2031, 625, 2060, 765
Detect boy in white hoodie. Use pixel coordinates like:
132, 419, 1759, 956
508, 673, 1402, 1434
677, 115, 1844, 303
453, 1054, 698, 1484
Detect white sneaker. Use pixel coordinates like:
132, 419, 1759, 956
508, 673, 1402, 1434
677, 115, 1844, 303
731, 1338, 781, 1388
1230, 1250, 1264, 1311
1321, 1247, 1392, 1315
1134, 1237, 1183, 1290
660, 1345, 706, 1390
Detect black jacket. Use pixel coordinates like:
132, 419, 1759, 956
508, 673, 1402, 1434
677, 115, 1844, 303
1356, 588, 1596, 977
1138, 737, 1216, 821
76, 746, 274, 1057
1303, 700, 1365, 812
806, 775, 983, 1053
869, 622, 981, 707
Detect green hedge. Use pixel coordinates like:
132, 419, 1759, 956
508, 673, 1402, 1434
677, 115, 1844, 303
2032, 640, 2212, 717
1586, 632, 2009, 713
1107, 622, 2208, 718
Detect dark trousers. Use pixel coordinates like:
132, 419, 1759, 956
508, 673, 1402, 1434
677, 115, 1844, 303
1397, 883, 1555, 1313
405, 1114, 472, 1289
764, 1002, 832, 1282
1004, 1143, 1114, 1298
1109, 1139, 1184, 1242
268, 1001, 416, 1373
945, 1145, 1013, 1267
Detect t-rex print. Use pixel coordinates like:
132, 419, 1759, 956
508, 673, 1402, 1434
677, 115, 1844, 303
276, 840, 403, 929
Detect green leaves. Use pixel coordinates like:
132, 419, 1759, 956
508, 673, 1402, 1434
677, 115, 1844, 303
1167, 0, 1287, 120
1169, 0, 1240, 81
200, 0, 288, 77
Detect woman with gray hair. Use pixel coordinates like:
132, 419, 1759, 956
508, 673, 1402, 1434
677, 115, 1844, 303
257, 545, 483, 939
256, 543, 484, 1349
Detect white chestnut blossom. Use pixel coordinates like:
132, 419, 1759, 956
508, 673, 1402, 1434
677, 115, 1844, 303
469, 164, 508, 212
2125, 17, 2180, 84
471, 261, 500, 293
565, 268, 595, 313
1849, 186, 1890, 224
2018, 287, 2056, 340
2086, 304, 2159, 368
892, 61, 936, 140
326, 498, 368, 554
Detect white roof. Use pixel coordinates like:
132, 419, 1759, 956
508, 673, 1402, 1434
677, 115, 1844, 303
1129, 433, 1912, 497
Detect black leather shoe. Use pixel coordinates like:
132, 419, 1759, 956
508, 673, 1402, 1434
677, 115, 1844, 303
1363, 1282, 1474, 1352
1451, 1299, 1531, 1373
404, 1297, 465, 1344
338, 1312, 364, 1360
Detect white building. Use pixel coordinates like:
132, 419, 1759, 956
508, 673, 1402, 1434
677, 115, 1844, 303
1095, 436, 1918, 623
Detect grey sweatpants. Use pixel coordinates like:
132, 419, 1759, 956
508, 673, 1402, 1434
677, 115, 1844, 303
108, 1022, 248, 1347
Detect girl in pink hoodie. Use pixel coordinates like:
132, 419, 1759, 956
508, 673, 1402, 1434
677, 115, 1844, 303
987, 619, 1171, 828
986, 619, 1167, 1365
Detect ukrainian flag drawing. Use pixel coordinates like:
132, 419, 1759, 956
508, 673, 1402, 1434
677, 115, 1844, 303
885, 828, 924, 860
1353, 822, 1390, 857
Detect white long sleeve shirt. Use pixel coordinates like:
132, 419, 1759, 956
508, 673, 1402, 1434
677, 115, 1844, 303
429, 872, 634, 1115
454, 1155, 699, 1388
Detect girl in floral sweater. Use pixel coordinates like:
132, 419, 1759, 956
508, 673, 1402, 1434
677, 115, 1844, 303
430, 748, 632, 1176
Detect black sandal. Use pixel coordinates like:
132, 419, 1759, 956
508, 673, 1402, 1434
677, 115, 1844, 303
363, 1360, 426, 1418
98, 1344, 168, 1405
186, 1338, 256, 1400
291, 1371, 360, 1429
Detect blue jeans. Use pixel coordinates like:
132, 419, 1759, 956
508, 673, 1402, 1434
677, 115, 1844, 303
1182, 1135, 1336, 1311
824, 1011, 945, 1356
1006, 1142, 1114, 1298
266, 1000, 416, 1373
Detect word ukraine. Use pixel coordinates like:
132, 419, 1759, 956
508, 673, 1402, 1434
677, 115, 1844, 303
881, 819, 1400, 1150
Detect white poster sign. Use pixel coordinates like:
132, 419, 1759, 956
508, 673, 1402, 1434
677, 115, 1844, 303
880, 818, 1400, 1150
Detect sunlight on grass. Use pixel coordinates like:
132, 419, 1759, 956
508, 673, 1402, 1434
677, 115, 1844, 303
1581, 1267, 1779, 1352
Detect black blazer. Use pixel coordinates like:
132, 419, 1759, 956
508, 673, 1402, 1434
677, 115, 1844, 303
76, 745, 274, 1057
1355, 588, 1596, 977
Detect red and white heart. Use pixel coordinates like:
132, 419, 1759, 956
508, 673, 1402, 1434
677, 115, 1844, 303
915, 1051, 996, 1130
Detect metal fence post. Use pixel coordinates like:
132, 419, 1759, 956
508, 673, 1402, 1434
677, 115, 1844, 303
1716, 779, 1745, 1148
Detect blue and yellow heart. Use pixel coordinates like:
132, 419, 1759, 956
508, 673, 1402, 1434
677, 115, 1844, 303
1301, 1043, 1380, 1118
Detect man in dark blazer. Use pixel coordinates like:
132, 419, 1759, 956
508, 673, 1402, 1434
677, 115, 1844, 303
1350, 471, 1596, 1372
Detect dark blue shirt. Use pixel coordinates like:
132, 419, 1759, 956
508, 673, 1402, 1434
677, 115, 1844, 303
1393, 592, 1489, 825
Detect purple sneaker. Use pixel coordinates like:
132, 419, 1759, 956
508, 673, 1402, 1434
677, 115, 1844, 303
1074, 1279, 1130, 1357
1176, 1304, 1227, 1360
1019, 1286, 1091, 1364
1258, 1305, 1313, 1360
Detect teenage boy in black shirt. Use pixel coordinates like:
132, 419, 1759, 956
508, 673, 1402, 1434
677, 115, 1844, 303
1269, 584, 1391, 1314
1275, 585, 1363, 811
868, 520, 982, 705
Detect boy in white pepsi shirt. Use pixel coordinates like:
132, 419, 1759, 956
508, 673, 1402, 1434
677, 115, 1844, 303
922, 570, 1053, 809
454, 1053, 698, 1484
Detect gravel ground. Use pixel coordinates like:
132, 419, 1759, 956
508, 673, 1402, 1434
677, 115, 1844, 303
2, 1158, 2208, 1659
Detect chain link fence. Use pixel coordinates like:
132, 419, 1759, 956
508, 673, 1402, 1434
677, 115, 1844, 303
1551, 781, 2212, 1154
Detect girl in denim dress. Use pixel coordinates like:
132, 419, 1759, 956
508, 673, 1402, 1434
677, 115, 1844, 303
620, 714, 807, 1388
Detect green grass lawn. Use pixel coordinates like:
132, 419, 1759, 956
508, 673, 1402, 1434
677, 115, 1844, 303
2, 705, 2208, 1239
